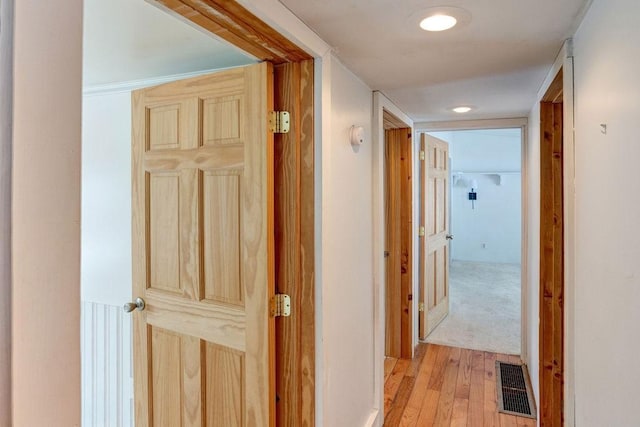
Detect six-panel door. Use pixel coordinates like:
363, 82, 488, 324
421, 134, 451, 338
131, 62, 274, 427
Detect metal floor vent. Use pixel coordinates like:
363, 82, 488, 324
496, 361, 537, 419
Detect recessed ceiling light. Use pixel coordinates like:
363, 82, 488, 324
408, 7, 472, 35
452, 106, 473, 113
419, 15, 458, 32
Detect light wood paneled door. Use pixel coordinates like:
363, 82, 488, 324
131, 63, 275, 427
420, 134, 450, 339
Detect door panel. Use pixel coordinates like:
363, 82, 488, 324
132, 62, 274, 427
420, 134, 450, 339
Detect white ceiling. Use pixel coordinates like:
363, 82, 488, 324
84, 0, 590, 121
279, 0, 590, 122
83, 0, 256, 87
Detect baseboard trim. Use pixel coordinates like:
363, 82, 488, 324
364, 409, 382, 427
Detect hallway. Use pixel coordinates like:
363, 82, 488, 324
384, 343, 535, 426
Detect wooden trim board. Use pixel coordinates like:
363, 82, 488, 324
151, 0, 312, 63
539, 75, 564, 426
384, 127, 413, 359
273, 60, 315, 426
418, 137, 426, 339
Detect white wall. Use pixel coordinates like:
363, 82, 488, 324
572, 0, 640, 424
82, 92, 133, 306
81, 302, 133, 427
12, 0, 83, 425
321, 55, 376, 427
525, 105, 542, 409
430, 130, 522, 264
0, 0, 13, 424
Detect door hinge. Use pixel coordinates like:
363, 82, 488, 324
268, 111, 291, 134
419, 226, 425, 237
419, 302, 425, 312
270, 294, 291, 317
419, 150, 425, 161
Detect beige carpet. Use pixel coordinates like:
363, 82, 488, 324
423, 260, 521, 355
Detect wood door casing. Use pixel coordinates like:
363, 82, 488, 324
418, 137, 426, 339
421, 134, 450, 339
539, 99, 564, 427
273, 60, 315, 427
131, 63, 274, 427
152, 0, 311, 64
385, 128, 413, 359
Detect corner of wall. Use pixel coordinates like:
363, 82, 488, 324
0, 0, 13, 424
11, 0, 83, 424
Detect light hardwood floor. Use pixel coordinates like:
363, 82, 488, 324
384, 343, 536, 427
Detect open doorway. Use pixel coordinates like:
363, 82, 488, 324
81, 0, 316, 425
81, 1, 255, 423
420, 128, 523, 356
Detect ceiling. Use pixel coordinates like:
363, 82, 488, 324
83, 0, 255, 87
278, 0, 590, 122
84, 0, 590, 121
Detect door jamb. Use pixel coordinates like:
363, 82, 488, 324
539, 68, 564, 426
534, 40, 576, 426
373, 92, 415, 425
384, 126, 414, 360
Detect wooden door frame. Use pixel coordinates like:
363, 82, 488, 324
373, 92, 416, 422
539, 68, 564, 427
384, 126, 413, 360
146, 1, 317, 425
533, 40, 576, 426
415, 118, 529, 359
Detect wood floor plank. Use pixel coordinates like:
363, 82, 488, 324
385, 358, 411, 415
384, 344, 537, 427
427, 345, 450, 391
433, 347, 461, 426
450, 397, 469, 427
415, 389, 440, 426
499, 414, 518, 427
468, 350, 485, 427
516, 417, 537, 427
406, 343, 427, 378
399, 344, 438, 427
483, 352, 500, 427
384, 377, 416, 426
455, 348, 472, 400
496, 353, 511, 363
385, 357, 398, 383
